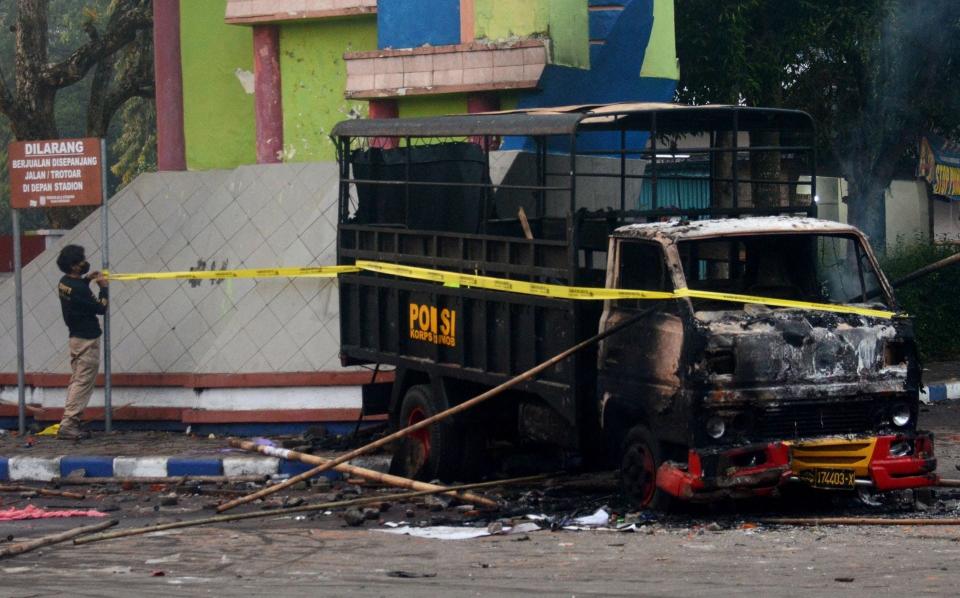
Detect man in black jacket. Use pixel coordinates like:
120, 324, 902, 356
55, 245, 108, 440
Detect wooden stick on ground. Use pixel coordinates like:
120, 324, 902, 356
0, 485, 85, 499
228, 440, 497, 508
937, 479, 960, 488
217, 311, 648, 513
760, 517, 960, 526
75, 474, 549, 546
0, 519, 117, 559
51, 475, 269, 486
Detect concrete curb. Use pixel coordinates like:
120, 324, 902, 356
921, 381, 960, 404
0, 454, 392, 482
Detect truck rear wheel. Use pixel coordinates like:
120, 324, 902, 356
621, 426, 673, 511
392, 384, 461, 482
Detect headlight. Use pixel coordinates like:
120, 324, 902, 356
891, 403, 911, 427
706, 416, 726, 439
889, 440, 913, 457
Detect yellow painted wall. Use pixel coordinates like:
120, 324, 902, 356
474, 0, 589, 69
280, 18, 378, 162
640, 0, 680, 80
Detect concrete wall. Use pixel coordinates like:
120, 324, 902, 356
816, 176, 935, 250
932, 199, 960, 242
0, 163, 347, 377
280, 18, 378, 162
886, 180, 930, 247
181, 0, 256, 170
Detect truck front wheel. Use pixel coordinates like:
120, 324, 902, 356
621, 426, 673, 511
391, 384, 461, 481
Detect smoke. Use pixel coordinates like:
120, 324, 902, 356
823, 0, 960, 249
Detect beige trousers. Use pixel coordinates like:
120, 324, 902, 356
61, 337, 100, 432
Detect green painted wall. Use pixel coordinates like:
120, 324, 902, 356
180, 0, 256, 170
545, 0, 589, 69
474, 0, 589, 69
398, 95, 468, 118
640, 0, 680, 80
280, 18, 378, 162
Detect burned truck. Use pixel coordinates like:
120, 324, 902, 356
331, 103, 936, 507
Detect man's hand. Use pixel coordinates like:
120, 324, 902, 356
94, 273, 109, 288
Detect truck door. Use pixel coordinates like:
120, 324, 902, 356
597, 239, 685, 443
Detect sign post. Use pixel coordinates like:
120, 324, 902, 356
6, 137, 108, 435
11, 210, 25, 436
99, 139, 111, 433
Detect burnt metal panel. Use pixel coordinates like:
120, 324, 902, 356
332, 113, 584, 138
338, 271, 589, 426
332, 105, 815, 138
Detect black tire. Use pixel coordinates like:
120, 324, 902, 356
621, 425, 673, 511
391, 384, 462, 482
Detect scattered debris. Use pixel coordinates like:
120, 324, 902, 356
145, 553, 181, 565
0, 504, 108, 521
386, 570, 436, 579
571, 508, 610, 527
0, 485, 85, 499
50, 475, 269, 486
0, 520, 117, 559
343, 509, 366, 527
377, 525, 493, 540
222, 439, 501, 510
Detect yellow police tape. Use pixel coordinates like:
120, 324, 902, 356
105, 265, 357, 281
105, 261, 897, 319
356, 261, 897, 319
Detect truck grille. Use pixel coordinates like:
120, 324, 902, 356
757, 400, 875, 440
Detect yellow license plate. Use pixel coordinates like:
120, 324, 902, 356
799, 468, 856, 489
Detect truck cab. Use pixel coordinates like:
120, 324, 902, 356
603, 218, 936, 507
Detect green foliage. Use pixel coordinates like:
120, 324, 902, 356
0, 0, 156, 233
675, 0, 960, 245
110, 96, 155, 188
881, 235, 960, 361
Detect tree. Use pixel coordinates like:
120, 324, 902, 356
0, 0, 153, 229
675, 0, 960, 250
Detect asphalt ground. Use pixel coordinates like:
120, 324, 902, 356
0, 403, 958, 597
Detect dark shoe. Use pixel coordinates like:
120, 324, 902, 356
57, 427, 90, 440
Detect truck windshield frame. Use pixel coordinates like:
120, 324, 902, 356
675, 232, 892, 311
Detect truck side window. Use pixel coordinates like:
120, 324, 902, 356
617, 242, 668, 308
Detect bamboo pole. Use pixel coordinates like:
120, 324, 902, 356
891, 252, 960, 288
217, 311, 647, 513
760, 517, 960, 526
227, 440, 496, 508
50, 475, 269, 486
0, 485, 85, 499
0, 519, 117, 559
936, 479, 960, 488
75, 474, 549, 546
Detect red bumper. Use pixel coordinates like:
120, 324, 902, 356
656, 433, 938, 501
868, 434, 938, 491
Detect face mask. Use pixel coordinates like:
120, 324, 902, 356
76, 261, 90, 275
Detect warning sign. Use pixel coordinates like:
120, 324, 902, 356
7, 137, 102, 209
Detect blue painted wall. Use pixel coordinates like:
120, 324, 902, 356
378, 0, 461, 49
588, 1, 628, 64
503, 0, 676, 153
